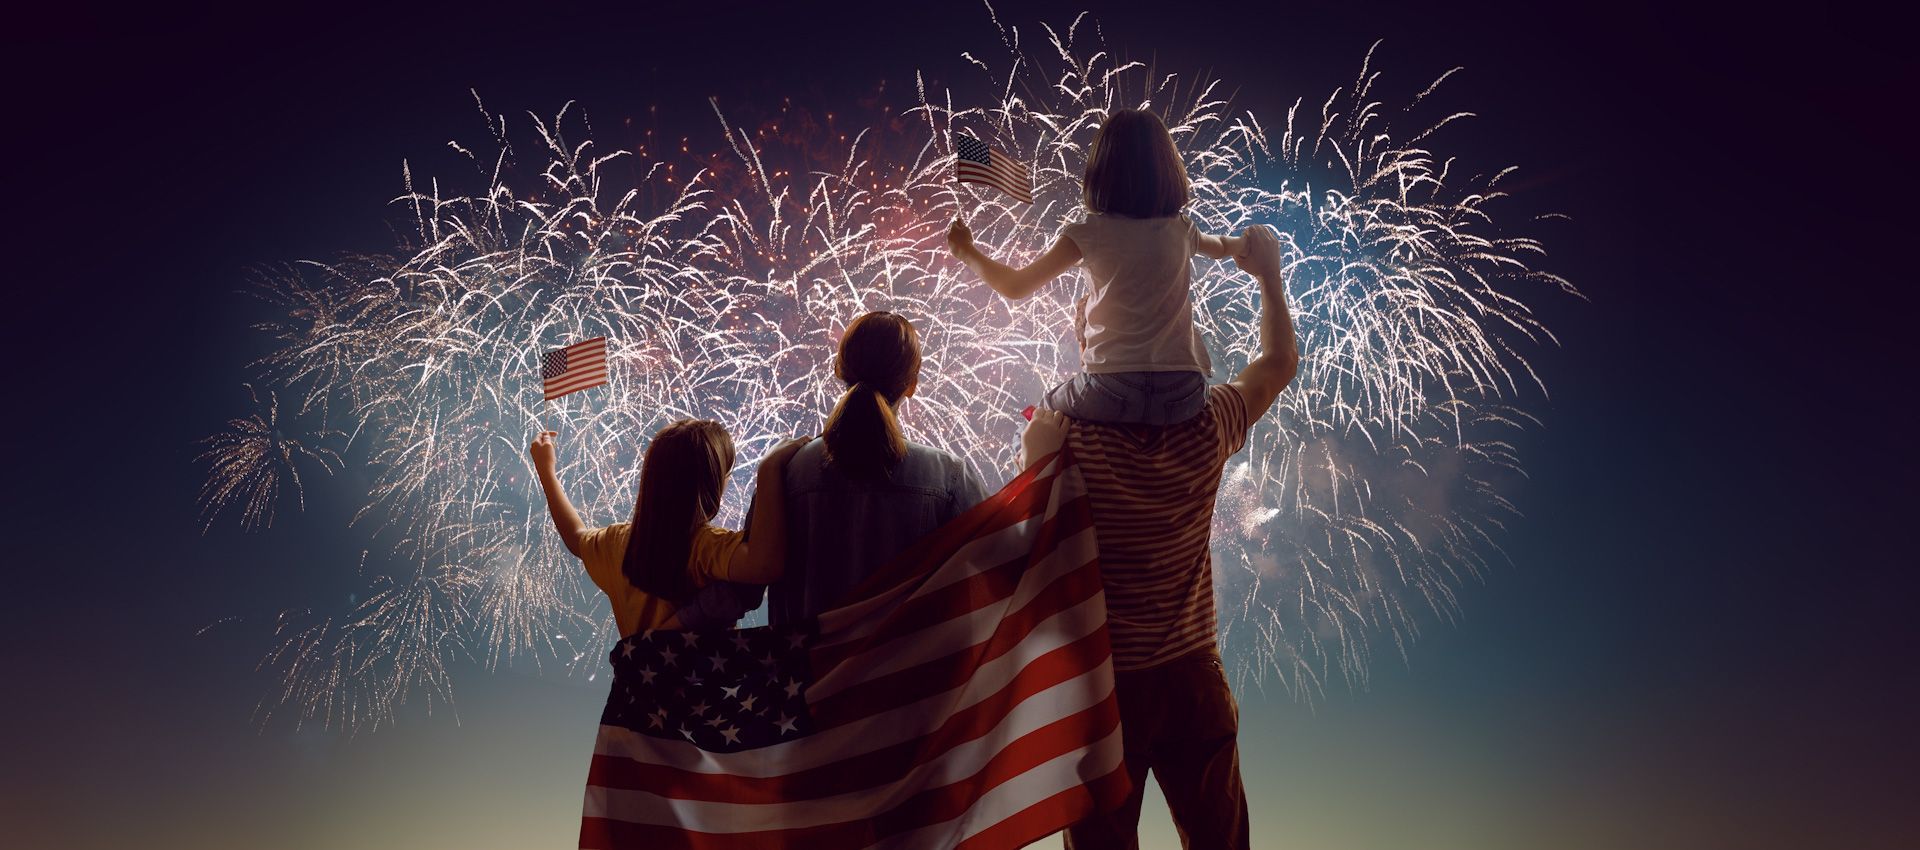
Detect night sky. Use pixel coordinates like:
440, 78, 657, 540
5, 2, 1912, 848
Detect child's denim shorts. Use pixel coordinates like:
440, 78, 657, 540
1040, 370, 1207, 426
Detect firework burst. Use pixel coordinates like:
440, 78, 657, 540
209, 15, 1574, 727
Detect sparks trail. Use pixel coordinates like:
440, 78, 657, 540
205, 19, 1573, 728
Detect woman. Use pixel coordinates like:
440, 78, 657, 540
767, 311, 989, 624
528, 419, 805, 637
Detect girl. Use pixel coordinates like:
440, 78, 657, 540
948, 107, 1248, 426
528, 420, 805, 637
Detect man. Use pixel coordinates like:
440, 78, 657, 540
1023, 224, 1299, 849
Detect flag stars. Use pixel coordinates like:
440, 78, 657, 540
721, 685, 741, 700
620, 641, 638, 660
708, 652, 729, 672
720, 726, 742, 745
658, 645, 679, 667
681, 631, 701, 648
758, 652, 779, 668
680, 725, 697, 742
729, 632, 753, 652
738, 694, 758, 712
648, 709, 667, 729
784, 632, 808, 649
638, 666, 658, 685
690, 700, 710, 717
784, 678, 803, 698
775, 714, 798, 735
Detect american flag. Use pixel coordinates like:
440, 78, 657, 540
581, 454, 1127, 849
542, 337, 609, 401
953, 134, 1034, 204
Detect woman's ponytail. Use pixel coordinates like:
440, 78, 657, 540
822, 313, 921, 480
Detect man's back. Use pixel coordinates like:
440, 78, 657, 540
1066, 384, 1251, 671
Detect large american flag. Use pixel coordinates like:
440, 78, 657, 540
542, 337, 609, 401
581, 454, 1128, 849
953, 134, 1034, 204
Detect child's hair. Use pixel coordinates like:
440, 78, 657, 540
823, 311, 922, 480
1082, 108, 1190, 218
620, 419, 736, 600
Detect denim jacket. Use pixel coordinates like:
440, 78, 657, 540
674, 437, 988, 628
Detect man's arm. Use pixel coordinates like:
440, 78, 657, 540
947, 219, 1083, 300
1225, 226, 1300, 421
529, 430, 587, 557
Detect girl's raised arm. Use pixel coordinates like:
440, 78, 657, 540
947, 219, 1083, 300
529, 430, 587, 557
723, 437, 810, 584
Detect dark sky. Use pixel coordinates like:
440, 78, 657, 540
4, 2, 1912, 848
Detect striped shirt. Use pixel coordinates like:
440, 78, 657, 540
1065, 384, 1251, 670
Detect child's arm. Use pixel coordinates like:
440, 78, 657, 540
529, 430, 586, 557
722, 437, 809, 584
947, 219, 1083, 300
1193, 230, 1248, 261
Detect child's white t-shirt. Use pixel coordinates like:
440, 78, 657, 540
1059, 212, 1212, 375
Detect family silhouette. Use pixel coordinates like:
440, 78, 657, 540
537, 108, 1300, 850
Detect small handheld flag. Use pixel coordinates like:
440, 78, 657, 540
953, 134, 1034, 204
541, 337, 609, 400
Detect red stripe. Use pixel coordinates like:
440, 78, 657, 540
582, 696, 1120, 849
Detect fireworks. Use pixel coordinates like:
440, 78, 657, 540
210, 17, 1574, 728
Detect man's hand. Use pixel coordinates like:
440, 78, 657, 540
1232, 225, 1282, 280
1020, 408, 1069, 469
529, 430, 559, 474
946, 218, 975, 256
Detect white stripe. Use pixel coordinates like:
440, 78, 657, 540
591, 592, 1110, 777
584, 671, 1118, 832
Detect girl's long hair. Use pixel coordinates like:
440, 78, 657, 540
822, 311, 922, 480
620, 419, 736, 600
1082, 107, 1190, 218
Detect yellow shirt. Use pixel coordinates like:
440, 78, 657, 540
576, 523, 745, 637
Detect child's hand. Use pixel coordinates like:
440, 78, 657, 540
760, 436, 811, 473
1020, 408, 1070, 469
946, 218, 975, 255
528, 430, 558, 474
1223, 233, 1248, 260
